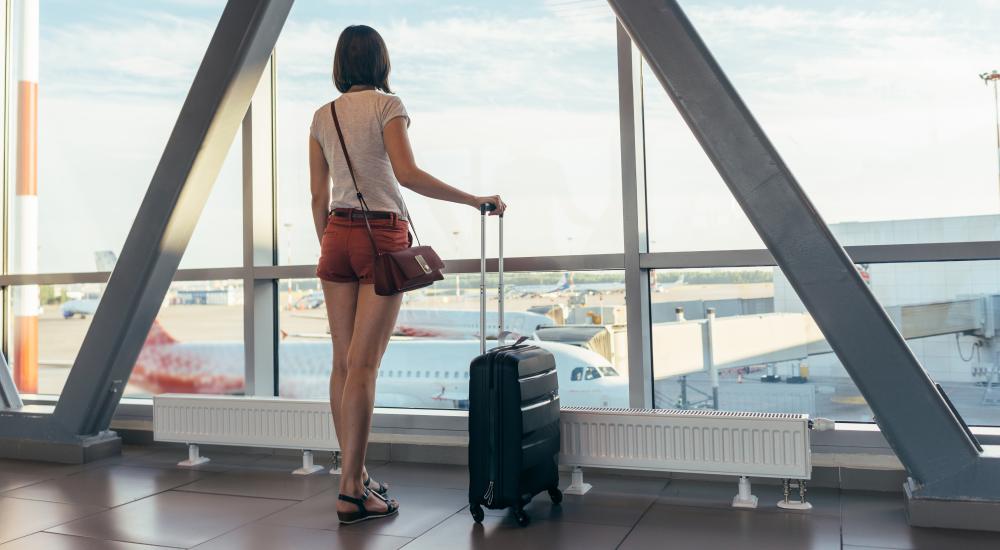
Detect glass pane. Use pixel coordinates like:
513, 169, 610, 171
278, 271, 630, 409
647, 1, 1000, 251
276, 0, 623, 265
650, 262, 1000, 426
6, 1, 241, 274
9, 280, 244, 397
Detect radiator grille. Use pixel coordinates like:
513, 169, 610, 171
154, 395, 338, 451
560, 408, 810, 479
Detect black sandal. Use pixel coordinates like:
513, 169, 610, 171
337, 488, 399, 525
364, 474, 390, 497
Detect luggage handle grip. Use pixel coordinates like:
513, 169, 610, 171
480, 204, 504, 354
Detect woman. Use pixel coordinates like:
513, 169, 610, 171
309, 25, 506, 524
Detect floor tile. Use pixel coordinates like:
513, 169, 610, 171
657, 478, 842, 517
192, 521, 410, 550
116, 447, 269, 473
620, 502, 842, 550
399, 512, 631, 550
0, 531, 175, 549
484, 471, 666, 527
0, 496, 105, 544
842, 491, 1000, 549
0, 459, 80, 492
173, 467, 336, 501
367, 462, 468, 491
344, 484, 468, 538
261, 483, 467, 538
0, 471, 52, 494
47, 490, 294, 548
2, 465, 209, 507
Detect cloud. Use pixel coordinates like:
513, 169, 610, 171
275, 7, 618, 111
19, 1, 1000, 268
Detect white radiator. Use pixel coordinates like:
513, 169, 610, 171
559, 407, 811, 480
154, 396, 810, 482
154, 394, 338, 451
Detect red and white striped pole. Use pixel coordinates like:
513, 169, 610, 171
13, 0, 39, 393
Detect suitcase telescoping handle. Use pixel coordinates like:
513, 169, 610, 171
480, 203, 503, 355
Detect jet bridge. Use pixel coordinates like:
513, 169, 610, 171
652, 295, 998, 380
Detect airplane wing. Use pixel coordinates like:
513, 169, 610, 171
436, 389, 469, 402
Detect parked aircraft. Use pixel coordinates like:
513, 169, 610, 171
60, 298, 99, 319
130, 321, 628, 408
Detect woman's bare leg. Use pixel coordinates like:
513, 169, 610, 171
321, 280, 358, 465
336, 283, 403, 513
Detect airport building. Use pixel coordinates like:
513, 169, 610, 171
1, 1, 999, 548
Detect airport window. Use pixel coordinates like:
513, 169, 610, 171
5, 1, 243, 274
649, 264, 1000, 426
8, 280, 245, 398
5, 0, 992, 447
277, 272, 627, 409
646, 1, 1000, 252
275, 0, 624, 266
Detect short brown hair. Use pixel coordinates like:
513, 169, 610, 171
333, 25, 392, 94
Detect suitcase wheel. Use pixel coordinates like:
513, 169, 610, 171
470, 504, 484, 523
548, 487, 563, 505
513, 506, 530, 527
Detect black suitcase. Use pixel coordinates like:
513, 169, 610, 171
468, 204, 562, 527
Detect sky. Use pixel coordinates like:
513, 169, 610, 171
11, 0, 1000, 272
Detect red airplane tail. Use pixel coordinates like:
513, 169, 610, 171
144, 319, 177, 347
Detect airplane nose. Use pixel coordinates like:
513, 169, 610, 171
600, 378, 630, 407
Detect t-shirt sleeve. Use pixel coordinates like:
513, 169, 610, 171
379, 95, 410, 129
309, 107, 323, 141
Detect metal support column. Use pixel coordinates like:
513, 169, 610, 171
618, 21, 654, 409
0, 352, 20, 410
608, 0, 1000, 524
0, 0, 293, 462
243, 54, 278, 397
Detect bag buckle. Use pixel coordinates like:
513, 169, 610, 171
415, 255, 432, 274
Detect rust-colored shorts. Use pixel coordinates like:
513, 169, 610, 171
316, 208, 412, 284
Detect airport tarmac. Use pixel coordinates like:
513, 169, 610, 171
16, 289, 1000, 426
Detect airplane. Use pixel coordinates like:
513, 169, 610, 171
288, 306, 558, 339
394, 308, 556, 338
131, 321, 628, 408
61, 298, 100, 319
507, 272, 628, 298
653, 274, 686, 293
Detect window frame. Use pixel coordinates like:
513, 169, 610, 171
1, 9, 998, 456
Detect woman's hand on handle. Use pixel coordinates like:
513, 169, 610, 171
472, 195, 506, 216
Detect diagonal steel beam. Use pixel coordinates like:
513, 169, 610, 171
607, 0, 982, 488
0, 352, 22, 410
50, 0, 293, 435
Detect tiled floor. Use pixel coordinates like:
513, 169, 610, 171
1, 445, 998, 549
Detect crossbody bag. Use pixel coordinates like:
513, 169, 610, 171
330, 101, 445, 296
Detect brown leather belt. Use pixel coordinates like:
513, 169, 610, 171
332, 209, 394, 220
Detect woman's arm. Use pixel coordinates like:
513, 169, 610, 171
383, 117, 506, 215
309, 137, 331, 243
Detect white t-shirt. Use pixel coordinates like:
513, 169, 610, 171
310, 89, 411, 220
